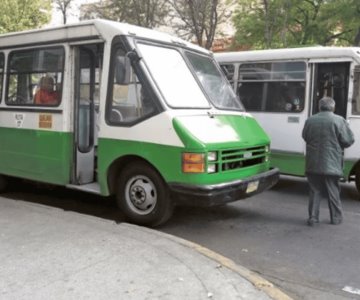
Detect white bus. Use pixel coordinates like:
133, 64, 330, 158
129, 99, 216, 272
216, 47, 360, 193
0, 20, 279, 226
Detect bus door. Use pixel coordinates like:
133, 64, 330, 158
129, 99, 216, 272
309, 61, 353, 176
310, 61, 350, 118
72, 44, 103, 185
347, 65, 360, 169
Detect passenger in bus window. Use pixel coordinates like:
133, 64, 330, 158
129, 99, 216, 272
280, 85, 302, 112
34, 76, 60, 105
302, 97, 354, 226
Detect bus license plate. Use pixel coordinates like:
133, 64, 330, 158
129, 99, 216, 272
246, 181, 259, 193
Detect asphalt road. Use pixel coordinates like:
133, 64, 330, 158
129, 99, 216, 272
2, 176, 360, 300
162, 176, 360, 300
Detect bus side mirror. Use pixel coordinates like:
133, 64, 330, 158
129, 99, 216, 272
126, 49, 141, 63
115, 56, 131, 84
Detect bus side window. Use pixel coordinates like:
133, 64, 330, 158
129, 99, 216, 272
237, 62, 306, 113
107, 48, 156, 124
220, 64, 235, 83
237, 82, 263, 111
6, 47, 64, 106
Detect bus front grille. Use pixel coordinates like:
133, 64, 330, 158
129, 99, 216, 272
220, 146, 266, 172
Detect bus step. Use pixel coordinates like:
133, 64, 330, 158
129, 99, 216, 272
66, 182, 101, 194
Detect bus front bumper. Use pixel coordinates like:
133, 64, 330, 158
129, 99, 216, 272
169, 168, 279, 207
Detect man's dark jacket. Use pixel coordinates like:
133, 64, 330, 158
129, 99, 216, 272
302, 111, 354, 176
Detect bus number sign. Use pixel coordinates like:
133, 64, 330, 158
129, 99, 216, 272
39, 114, 53, 129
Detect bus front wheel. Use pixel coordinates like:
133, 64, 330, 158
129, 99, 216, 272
0, 175, 8, 192
116, 162, 173, 227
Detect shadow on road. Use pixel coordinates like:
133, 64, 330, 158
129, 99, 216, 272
2, 175, 359, 228
3, 179, 125, 222
272, 175, 359, 201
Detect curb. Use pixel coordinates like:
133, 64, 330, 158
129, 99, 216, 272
126, 223, 293, 300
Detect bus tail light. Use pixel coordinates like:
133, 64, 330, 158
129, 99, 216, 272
182, 153, 205, 173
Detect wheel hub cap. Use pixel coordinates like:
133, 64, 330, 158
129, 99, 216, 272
126, 176, 157, 214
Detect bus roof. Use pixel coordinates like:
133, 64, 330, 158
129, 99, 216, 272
215, 46, 360, 62
0, 19, 208, 54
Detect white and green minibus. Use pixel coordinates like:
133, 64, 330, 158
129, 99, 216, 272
0, 20, 278, 226
216, 47, 360, 194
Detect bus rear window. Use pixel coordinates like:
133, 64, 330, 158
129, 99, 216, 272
6, 47, 64, 107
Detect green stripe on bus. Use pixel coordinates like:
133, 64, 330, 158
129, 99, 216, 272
0, 127, 72, 184
271, 151, 356, 179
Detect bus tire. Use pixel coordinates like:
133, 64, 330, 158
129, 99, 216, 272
116, 162, 173, 227
0, 175, 7, 192
356, 166, 360, 196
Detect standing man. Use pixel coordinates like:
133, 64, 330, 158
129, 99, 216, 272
302, 97, 354, 226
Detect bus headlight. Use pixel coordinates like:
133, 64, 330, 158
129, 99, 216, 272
265, 145, 270, 153
207, 164, 217, 173
182, 153, 205, 173
207, 151, 217, 162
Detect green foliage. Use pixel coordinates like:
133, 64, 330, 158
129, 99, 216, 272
322, 0, 360, 45
0, 0, 51, 34
81, 0, 169, 29
233, 0, 360, 49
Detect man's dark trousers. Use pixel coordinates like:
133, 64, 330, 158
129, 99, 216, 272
307, 174, 342, 224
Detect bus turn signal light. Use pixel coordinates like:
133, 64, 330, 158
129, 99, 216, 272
182, 153, 205, 173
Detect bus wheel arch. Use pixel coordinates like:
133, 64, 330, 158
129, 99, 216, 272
0, 175, 8, 192
107, 157, 174, 227
349, 161, 360, 195
117, 161, 173, 227
355, 162, 360, 195
107, 155, 143, 196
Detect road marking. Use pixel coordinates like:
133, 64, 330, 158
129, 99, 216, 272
342, 286, 360, 295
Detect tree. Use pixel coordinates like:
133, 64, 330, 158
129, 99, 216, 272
233, 0, 360, 49
54, 0, 74, 25
232, 0, 287, 49
0, 0, 51, 34
165, 0, 234, 49
232, 0, 311, 49
81, 0, 169, 29
321, 0, 360, 46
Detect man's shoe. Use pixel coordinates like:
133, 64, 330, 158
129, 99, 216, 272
331, 219, 342, 225
307, 218, 319, 226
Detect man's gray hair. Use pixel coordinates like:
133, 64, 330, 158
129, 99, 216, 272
319, 96, 335, 111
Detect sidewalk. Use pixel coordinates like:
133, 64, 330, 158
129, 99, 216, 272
0, 197, 291, 300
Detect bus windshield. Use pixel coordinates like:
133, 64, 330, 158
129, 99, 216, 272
137, 43, 210, 108
137, 42, 243, 111
185, 51, 244, 111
